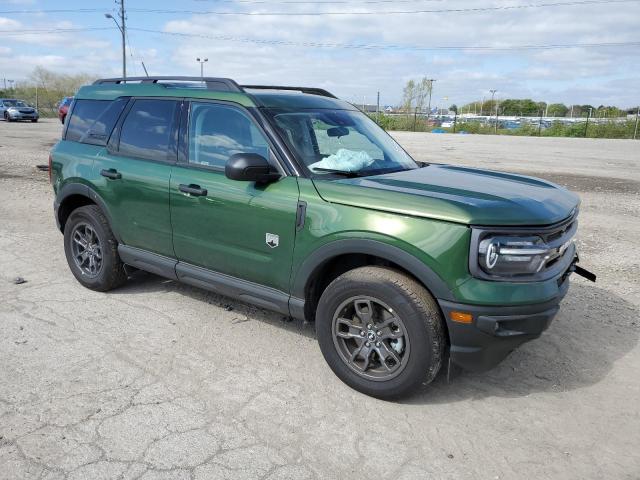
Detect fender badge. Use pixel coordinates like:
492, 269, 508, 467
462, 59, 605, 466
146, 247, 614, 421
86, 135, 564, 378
266, 233, 279, 248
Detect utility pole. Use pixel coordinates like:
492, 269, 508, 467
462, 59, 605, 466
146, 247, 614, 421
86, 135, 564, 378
480, 96, 485, 116
634, 106, 639, 140
105, 0, 126, 80
376, 91, 380, 124
584, 107, 592, 138
120, 0, 126, 80
494, 103, 499, 134
570, 104, 574, 118
196, 57, 208, 80
426, 79, 436, 122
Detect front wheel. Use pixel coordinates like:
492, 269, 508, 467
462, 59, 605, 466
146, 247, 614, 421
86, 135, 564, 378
31, 118, 38, 123
316, 266, 445, 398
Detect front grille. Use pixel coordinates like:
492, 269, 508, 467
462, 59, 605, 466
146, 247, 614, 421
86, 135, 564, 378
539, 216, 578, 272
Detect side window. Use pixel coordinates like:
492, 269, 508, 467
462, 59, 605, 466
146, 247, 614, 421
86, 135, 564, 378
188, 102, 270, 169
119, 99, 178, 161
66, 99, 124, 144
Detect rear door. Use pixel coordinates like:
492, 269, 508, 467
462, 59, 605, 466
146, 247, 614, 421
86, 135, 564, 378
92, 97, 180, 257
170, 100, 299, 293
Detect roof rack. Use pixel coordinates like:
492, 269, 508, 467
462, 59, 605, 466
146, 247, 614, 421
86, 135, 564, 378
241, 85, 337, 99
93, 76, 243, 92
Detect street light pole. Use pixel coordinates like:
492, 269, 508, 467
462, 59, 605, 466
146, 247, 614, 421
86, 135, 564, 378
196, 58, 208, 81
489, 89, 497, 128
105, 1, 126, 80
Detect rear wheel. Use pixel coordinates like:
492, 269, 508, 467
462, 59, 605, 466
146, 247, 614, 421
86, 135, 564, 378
63, 205, 127, 291
316, 266, 445, 398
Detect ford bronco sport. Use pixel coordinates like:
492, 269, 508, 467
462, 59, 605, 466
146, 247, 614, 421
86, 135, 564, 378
50, 76, 594, 398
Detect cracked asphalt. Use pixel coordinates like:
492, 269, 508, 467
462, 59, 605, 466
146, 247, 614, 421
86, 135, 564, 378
1, 119, 639, 479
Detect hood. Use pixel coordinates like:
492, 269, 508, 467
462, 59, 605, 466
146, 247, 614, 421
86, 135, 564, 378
312, 164, 580, 226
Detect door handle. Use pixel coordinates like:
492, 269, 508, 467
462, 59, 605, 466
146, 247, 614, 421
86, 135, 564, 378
179, 183, 208, 197
100, 168, 122, 180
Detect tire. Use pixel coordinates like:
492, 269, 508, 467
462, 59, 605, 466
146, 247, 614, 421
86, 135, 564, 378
31, 119, 38, 123
316, 266, 445, 398
4, 113, 13, 122
63, 205, 127, 292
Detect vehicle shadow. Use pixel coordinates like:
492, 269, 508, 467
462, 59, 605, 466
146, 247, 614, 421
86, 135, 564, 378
403, 281, 639, 404
111, 269, 317, 340
112, 273, 638, 401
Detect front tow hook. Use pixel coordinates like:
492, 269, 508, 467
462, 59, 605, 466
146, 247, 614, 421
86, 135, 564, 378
572, 264, 597, 282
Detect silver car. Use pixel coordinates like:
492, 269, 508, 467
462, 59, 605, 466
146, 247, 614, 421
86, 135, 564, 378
1, 98, 39, 122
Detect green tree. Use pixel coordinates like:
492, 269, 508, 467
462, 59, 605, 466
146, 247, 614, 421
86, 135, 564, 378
547, 103, 569, 117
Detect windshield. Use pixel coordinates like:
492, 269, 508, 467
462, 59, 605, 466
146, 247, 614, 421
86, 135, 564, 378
266, 108, 418, 178
3, 100, 28, 108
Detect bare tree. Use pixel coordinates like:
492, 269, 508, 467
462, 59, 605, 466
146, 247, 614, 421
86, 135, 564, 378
402, 77, 434, 113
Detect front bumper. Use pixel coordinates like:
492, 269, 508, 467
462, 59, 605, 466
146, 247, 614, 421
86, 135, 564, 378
7, 112, 38, 120
438, 273, 570, 371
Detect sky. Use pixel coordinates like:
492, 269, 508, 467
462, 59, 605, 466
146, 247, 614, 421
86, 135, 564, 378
0, 0, 639, 108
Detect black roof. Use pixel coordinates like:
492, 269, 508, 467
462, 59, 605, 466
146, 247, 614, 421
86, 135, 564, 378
247, 89, 356, 111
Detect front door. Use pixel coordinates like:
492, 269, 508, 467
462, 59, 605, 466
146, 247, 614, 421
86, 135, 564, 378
170, 101, 299, 293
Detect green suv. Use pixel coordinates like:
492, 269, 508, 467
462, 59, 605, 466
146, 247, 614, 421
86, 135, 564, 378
50, 76, 593, 398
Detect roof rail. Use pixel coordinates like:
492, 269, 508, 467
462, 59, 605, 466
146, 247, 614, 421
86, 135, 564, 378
241, 85, 337, 99
93, 76, 243, 92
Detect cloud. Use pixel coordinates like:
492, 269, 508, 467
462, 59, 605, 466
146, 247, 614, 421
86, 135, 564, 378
1, 1, 639, 106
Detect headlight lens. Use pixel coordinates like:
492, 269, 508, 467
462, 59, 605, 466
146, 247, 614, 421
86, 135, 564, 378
478, 235, 551, 276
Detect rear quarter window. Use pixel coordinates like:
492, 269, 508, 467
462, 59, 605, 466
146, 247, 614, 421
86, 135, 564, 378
66, 98, 128, 146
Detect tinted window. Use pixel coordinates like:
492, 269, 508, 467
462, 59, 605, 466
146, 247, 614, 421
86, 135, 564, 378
188, 102, 269, 169
66, 99, 126, 145
119, 99, 178, 161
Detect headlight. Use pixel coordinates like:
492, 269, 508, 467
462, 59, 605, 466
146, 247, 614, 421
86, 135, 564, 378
469, 216, 578, 282
478, 235, 551, 276
7, 107, 18, 112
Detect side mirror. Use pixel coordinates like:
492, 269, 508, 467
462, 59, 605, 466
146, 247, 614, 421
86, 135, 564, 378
225, 153, 281, 183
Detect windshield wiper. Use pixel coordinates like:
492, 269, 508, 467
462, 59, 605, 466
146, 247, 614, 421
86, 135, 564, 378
312, 168, 363, 178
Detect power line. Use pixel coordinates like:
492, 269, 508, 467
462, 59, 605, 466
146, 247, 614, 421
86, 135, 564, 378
129, 27, 640, 51
2, 0, 638, 15
0, 27, 116, 36
2, 25, 637, 52
192, 0, 447, 3
133, 0, 640, 15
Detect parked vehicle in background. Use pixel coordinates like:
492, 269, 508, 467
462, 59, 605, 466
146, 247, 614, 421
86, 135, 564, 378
49, 76, 595, 398
58, 96, 73, 124
0, 98, 39, 122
